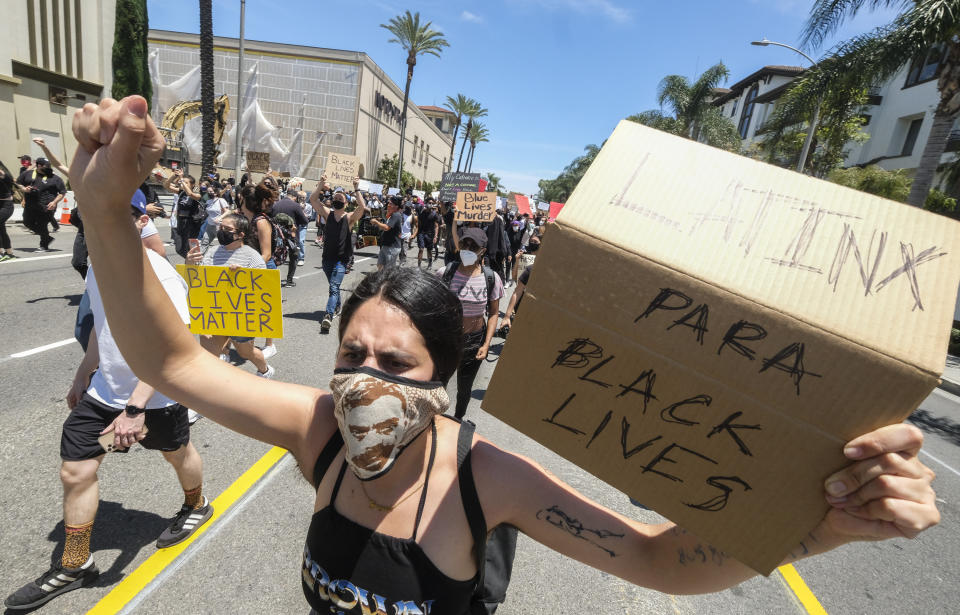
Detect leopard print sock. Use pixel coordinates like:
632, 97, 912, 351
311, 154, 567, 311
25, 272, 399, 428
62, 520, 93, 569
183, 485, 203, 509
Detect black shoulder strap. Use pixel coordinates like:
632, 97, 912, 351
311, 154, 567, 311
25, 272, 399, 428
311, 430, 344, 489
442, 261, 458, 286
456, 419, 488, 583
482, 266, 496, 300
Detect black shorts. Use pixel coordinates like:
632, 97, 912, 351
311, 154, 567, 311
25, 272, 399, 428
60, 393, 190, 461
417, 234, 434, 250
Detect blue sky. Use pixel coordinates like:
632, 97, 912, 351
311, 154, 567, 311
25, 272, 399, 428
146, 0, 903, 196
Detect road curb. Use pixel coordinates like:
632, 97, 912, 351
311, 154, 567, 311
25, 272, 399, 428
938, 379, 960, 397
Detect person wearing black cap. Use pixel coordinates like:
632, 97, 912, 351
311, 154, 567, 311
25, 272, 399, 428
370, 195, 404, 270
438, 226, 504, 418
17, 157, 66, 250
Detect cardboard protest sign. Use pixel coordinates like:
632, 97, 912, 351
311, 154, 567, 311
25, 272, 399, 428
515, 194, 533, 216
439, 172, 481, 202
369, 183, 384, 195
482, 120, 960, 575
431, 191, 440, 199
478, 178, 489, 192
548, 201, 565, 220
387, 187, 400, 196
246, 151, 270, 173
412, 190, 425, 200
325, 153, 360, 188
356, 179, 372, 192
176, 265, 283, 338
455, 192, 497, 223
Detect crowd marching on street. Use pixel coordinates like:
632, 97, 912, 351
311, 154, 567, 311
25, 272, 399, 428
0, 97, 943, 614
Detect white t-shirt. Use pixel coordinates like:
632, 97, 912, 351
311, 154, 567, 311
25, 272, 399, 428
205, 197, 227, 221
140, 218, 159, 240
85, 249, 190, 409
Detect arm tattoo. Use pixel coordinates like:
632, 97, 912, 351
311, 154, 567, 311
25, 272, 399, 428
536, 505, 625, 558
671, 527, 729, 567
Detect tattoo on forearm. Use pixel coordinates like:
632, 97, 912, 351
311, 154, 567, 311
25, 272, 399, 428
786, 532, 819, 560
536, 505, 625, 558
671, 527, 729, 567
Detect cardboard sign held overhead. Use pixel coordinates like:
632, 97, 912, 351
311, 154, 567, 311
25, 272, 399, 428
246, 151, 270, 173
482, 120, 960, 575
176, 265, 284, 338
455, 192, 497, 223
515, 194, 533, 216
326, 153, 360, 188
439, 172, 480, 202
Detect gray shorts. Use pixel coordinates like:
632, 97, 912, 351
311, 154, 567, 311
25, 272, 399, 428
378, 245, 401, 268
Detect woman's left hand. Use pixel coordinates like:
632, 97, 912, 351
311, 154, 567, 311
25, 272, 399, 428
817, 423, 939, 542
476, 344, 489, 360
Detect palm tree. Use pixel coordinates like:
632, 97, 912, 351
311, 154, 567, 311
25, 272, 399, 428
484, 171, 503, 193
381, 11, 449, 189
457, 100, 487, 171
444, 93, 473, 173
199, 0, 215, 176
465, 122, 489, 172
799, 0, 960, 206
628, 63, 740, 151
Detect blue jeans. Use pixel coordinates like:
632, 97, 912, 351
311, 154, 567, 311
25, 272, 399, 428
322, 258, 346, 317
298, 227, 307, 262
266, 259, 277, 270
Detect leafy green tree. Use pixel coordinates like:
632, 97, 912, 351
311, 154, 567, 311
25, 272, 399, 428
799, 0, 960, 206
537, 144, 601, 202
457, 100, 487, 171
199, 0, 215, 176
465, 122, 489, 172
754, 80, 870, 177
111, 0, 152, 109
484, 171, 504, 194
381, 11, 449, 188
627, 63, 741, 151
444, 94, 473, 173
828, 165, 912, 201
376, 154, 416, 190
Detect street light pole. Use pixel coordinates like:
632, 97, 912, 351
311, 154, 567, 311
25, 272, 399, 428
234, 0, 246, 181
751, 38, 822, 174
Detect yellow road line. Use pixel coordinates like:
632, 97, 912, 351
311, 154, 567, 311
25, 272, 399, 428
86, 446, 288, 615
778, 564, 828, 615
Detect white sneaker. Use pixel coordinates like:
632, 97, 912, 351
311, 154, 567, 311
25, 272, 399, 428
297, 259, 304, 266
219, 353, 229, 362
257, 365, 275, 379
187, 409, 202, 425
262, 344, 277, 359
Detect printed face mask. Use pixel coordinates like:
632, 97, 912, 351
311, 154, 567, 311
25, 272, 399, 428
459, 250, 478, 266
329, 366, 449, 481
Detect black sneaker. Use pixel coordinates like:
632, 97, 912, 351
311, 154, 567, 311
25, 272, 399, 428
320, 314, 332, 334
156, 496, 213, 548
4, 557, 99, 610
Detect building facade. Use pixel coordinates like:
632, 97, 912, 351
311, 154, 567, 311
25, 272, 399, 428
149, 30, 452, 186
1, 0, 116, 170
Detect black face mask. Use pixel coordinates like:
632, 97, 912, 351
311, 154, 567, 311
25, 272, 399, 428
217, 228, 238, 246
333, 199, 346, 210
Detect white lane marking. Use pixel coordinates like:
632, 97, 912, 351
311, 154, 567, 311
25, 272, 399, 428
920, 449, 960, 479
0, 253, 72, 264
9, 337, 77, 358
114, 453, 293, 615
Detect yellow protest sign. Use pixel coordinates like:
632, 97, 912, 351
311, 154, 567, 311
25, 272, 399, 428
455, 192, 497, 222
176, 265, 283, 338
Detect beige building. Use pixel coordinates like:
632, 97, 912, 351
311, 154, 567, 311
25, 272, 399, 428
149, 30, 453, 186
1, 0, 116, 171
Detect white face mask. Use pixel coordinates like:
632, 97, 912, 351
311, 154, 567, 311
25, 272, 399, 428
329, 367, 449, 481
459, 250, 478, 266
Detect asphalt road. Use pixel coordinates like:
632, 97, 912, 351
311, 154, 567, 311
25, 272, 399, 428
0, 216, 957, 615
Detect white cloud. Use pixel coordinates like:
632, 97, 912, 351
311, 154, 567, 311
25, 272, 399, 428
460, 10, 484, 24
518, 0, 631, 23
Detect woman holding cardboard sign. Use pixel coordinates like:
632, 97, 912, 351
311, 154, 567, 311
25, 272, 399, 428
59, 96, 940, 613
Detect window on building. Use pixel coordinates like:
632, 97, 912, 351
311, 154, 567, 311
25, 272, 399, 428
738, 85, 759, 139
904, 45, 945, 88
730, 98, 738, 118
424, 144, 430, 170
418, 142, 425, 167
860, 114, 872, 126
412, 136, 418, 164
434, 117, 443, 131
901, 117, 924, 156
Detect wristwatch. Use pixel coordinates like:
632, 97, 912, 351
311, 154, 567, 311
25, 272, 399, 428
124, 404, 146, 417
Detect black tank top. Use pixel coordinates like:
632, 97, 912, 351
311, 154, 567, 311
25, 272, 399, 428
302, 421, 477, 615
322, 210, 353, 262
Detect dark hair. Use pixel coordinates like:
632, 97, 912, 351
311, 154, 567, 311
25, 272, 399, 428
239, 183, 274, 216
220, 212, 250, 242
388, 195, 403, 208
339, 268, 464, 384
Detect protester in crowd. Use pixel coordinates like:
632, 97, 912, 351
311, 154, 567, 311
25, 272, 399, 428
416, 200, 440, 268
499, 262, 533, 335
238, 181, 279, 358
484, 207, 509, 283
4, 192, 212, 611
370, 195, 404, 270
186, 213, 275, 379
16, 156, 66, 251
438, 227, 504, 419
439, 200, 458, 265
398, 203, 417, 264
0, 161, 16, 262
271, 189, 309, 271
199, 183, 228, 247
163, 169, 203, 258
57, 95, 942, 615
309, 177, 366, 334
299, 190, 312, 266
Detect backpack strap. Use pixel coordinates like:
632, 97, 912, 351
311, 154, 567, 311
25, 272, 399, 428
311, 430, 345, 489
442, 261, 459, 287
482, 266, 496, 302
456, 419, 488, 586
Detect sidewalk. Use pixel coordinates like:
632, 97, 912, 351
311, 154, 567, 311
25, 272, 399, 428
941, 354, 960, 396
